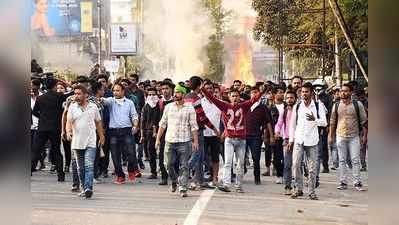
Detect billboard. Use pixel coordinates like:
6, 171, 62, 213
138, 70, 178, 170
110, 23, 137, 55
30, 0, 94, 37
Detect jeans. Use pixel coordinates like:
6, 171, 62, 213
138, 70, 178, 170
62, 139, 72, 168
74, 147, 96, 191
272, 137, 284, 177
330, 141, 339, 168
188, 129, 205, 184
159, 134, 168, 180
109, 128, 138, 178
143, 132, 157, 175
292, 143, 318, 195
223, 137, 246, 188
337, 136, 362, 185
164, 142, 191, 192
99, 130, 111, 175
246, 136, 262, 181
32, 130, 64, 177
71, 154, 80, 188
283, 139, 293, 189
264, 142, 272, 168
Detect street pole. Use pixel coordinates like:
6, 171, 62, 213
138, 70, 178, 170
322, 0, 326, 79
328, 0, 368, 82
334, 23, 341, 87
97, 0, 102, 74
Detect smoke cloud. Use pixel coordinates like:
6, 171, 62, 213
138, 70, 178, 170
142, 0, 212, 82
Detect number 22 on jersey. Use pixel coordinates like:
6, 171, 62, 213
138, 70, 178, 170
226, 108, 244, 130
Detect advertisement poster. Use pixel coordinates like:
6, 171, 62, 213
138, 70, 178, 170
30, 0, 84, 37
80, 1, 93, 33
110, 23, 137, 55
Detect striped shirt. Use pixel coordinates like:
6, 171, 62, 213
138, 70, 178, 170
159, 102, 199, 143
185, 92, 216, 131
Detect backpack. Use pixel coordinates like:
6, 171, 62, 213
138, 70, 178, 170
295, 101, 320, 125
333, 100, 362, 132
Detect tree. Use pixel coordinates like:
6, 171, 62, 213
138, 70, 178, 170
252, 0, 367, 77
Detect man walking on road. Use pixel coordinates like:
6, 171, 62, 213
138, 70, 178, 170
328, 83, 368, 191
66, 85, 105, 199
289, 82, 327, 200
201, 86, 262, 193
155, 84, 199, 198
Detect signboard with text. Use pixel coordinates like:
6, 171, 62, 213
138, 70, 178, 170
110, 23, 137, 55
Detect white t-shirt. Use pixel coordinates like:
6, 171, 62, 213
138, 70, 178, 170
202, 97, 221, 137
31, 96, 39, 130
67, 102, 101, 150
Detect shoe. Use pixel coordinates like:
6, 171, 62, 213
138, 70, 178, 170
291, 190, 304, 199
94, 178, 103, 184
309, 193, 319, 200
275, 177, 283, 184
262, 167, 270, 176
331, 167, 337, 171
135, 171, 142, 178
354, 183, 365, 191
284, 188, 292, 196
189, 182, 201, 191
337, 182, 348, 190
158, 179, 168, 185
113, 177, 126, 185
64, 166, 70, 173
170, 183, 177, 192
128, 172, 136, 182
360, 167, 367, 172
78, 191, 85, 197
217, 185, 231, 192
49, 165, 56, 174
71, 186, 80, 193
255, 180, 261, 185
139, 161, 145, 170
102, 172, 108, 178
322, 168, 329, 173
39, 162, 46, 170
84, 189, 93, 199
57, 173, 65, 182
235, 186, 244, 193
207, 182, 217, 189
148, 174, 157, 179
315, 180, 320, 188
180, 190, 188, 198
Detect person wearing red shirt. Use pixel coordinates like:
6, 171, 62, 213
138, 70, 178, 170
201, 86, 261, 193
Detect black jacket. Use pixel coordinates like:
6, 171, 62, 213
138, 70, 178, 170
32, 90, 70, 132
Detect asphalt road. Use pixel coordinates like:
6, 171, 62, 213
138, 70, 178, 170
31, 157, 368, 225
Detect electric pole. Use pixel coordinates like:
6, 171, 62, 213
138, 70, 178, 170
97, 0, 102, 73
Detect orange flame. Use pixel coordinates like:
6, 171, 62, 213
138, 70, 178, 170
234, 40, 256, 85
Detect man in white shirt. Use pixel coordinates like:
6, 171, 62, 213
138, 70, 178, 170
202, 81, 222, 187
288, 82, 327, 200
66, 84, 105, 199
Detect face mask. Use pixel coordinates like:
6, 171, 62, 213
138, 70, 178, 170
146, 95, 159, 108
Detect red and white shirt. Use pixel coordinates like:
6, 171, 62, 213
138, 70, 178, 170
202, 88, 261, 139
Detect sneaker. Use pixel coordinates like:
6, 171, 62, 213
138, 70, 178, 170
113, 177, 126, 185
262, 167, 270, 176
207, 182, 217, 189
64, 165, 70, 173
39, 162, 46, 170
284, 188, 292, 196
322, 168, 329, 173
128, 172, 136, 182
84, 189, 93, 199
49, 165, 56, 174
180, 190, 188, 198
235, 186, 244, 193
360, 167, 367, 172
291, 190, 303, 199
71, 186, 80, 193
309, 193, 318, 200
148, 174, 157, 179
139, 161, 145, 170
94, 178, 103, 184
135, 171, 142, 178
170, 183, 177, 192
102, 172, 108, 178
275, 177, 283, 184
217, 185, 231, 192
189, 182, 201, 191
158, 179, 168, 185
78, 191, 85, 197
337, 182, 348, 190
57, 173, 65, 182
354, 183, 365, 191
330, 167, 337, 171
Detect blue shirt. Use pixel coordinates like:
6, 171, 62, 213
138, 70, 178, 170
103, 97, 139, 129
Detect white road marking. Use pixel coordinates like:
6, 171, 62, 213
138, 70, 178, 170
183, 189, 215, 225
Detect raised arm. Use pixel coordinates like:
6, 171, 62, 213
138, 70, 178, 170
201, 87, 228, 111
241, 92, 262, 109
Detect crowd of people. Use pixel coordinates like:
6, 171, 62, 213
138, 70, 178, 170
31, 68, 368, 200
